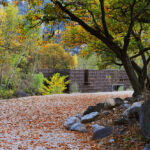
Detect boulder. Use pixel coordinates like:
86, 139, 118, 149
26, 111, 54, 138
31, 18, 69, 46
120, 104, 130, 109
123, 101, 143, 119
124, 97, 134, 103
83, 103, 104, 116
64, 116, 80, 129
70, 122, 87, 132
124, 101, 129, 104
102, 110, 111, 115
92, 124, 105, 132
74, 114, 82, 120
92, 127, 113, 140
140, 99, 150, 139
133, 95, 144, 102
81, 112, 99, 123
114, 97, 124, 106
14, 90, 28, 98
104, 98, 116, 109
124, 95, 143, 103
104, 97, 123, 109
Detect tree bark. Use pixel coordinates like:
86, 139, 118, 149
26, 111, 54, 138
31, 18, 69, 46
121, 55, 142, 96
0, 63, 4, 87
6, 52, 24, 89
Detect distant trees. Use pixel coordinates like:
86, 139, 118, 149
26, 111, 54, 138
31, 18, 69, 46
0, 5, 24, 88
61, 25, 121, 69
38, 43, 77, 69
0, 4, 43, 98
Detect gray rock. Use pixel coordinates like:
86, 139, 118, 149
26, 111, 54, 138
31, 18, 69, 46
92, 124, 105, 132
102, 110, 111, 115
104, 97, 123, 109
74, 114, 82, 120
104, 98, 116, 109
114, 117, 129, 125
120, 104, 130, 109
125, 95, 143, 103
113, 108, 116, 111
64, 116, 80, 129
142, 144, 150, 150
133, 95, 144, 102
83, 103, 104, 116
140, 99, 150, 139
92, 127, 113, 140
123, 101, 143, 119
14, 90, 28, 98
109, 139, 115, 143
114, 97, 124, 106
70, 122, 87, 132
81, 112, 99, 123
124, 97, 134, 103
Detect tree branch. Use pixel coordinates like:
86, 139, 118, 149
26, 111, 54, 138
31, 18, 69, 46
131, 47, 150, 59
51, 0, 122, 58
131, 60, 142, 74
123, 0, 136, 52
138, 18, 150, 23
99, 0, 113, 39
87, 9, 103, 33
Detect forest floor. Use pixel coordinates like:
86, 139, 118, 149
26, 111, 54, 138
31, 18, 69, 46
0, 91, 144, 150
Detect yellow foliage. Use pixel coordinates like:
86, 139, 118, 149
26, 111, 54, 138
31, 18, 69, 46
38, 43, 77, 69
41, 73, 70, 95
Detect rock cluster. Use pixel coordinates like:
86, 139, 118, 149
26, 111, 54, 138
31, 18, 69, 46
64, 95, 150, 147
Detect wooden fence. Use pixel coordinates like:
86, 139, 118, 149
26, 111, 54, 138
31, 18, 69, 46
37, 69, 131, 93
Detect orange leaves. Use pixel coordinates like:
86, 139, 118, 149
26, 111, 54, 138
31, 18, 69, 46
38, 43, 77, 69
12, 1, 19, 6
1, 129, 5, 134
0, 92, 133, 149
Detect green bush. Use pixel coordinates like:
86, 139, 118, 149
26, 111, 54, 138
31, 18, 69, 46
0, 87, 14, 99
31, 72, 45, 94
70, 82, 79, 93
41, 73, 70, 95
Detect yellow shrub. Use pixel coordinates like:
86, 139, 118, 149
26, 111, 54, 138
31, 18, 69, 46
41, 73, 70, 95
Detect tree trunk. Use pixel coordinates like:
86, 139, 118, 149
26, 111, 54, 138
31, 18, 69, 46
0, 62, 4, 87
6, 52, 24, 89
121, 55, 142, 96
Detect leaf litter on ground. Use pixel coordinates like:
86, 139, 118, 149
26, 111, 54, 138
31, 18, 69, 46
0, 91, 145, 150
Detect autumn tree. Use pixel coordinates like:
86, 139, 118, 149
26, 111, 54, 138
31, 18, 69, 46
19, 0, 150, 97
0, 4, 42, 93
0, 5, 24, 88
60, 25, 121, 69
38, 43, 77, 69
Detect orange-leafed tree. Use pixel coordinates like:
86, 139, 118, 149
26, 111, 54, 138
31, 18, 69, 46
38, 43, 77, 69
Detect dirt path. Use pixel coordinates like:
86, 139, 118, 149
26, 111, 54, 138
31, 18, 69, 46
0, 91, 132, 149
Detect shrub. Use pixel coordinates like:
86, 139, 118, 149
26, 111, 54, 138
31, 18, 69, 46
0, 87, 14, 99
31, 72, 45, 94
70, 82, 79, 93
41, 73, 70, 95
